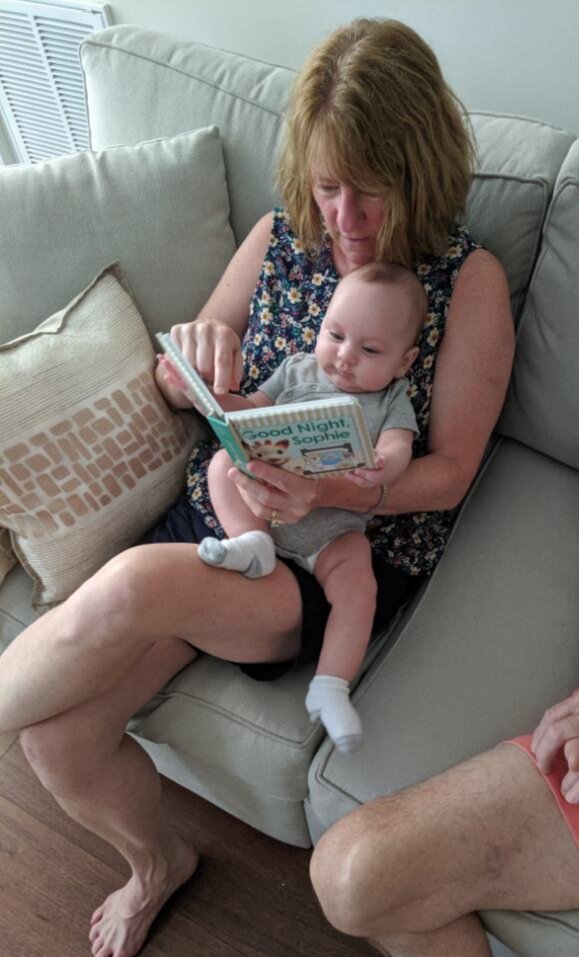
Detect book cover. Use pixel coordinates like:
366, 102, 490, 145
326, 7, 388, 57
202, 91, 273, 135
156, 333, 375, 477
227, 399, 374, 476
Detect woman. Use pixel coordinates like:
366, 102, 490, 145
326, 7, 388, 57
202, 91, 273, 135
310, 690, 579, 957
0, 18, 512, 957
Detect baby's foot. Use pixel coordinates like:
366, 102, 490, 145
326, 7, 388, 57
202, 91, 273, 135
305, 674, 363, 753
198, 530, 276, 579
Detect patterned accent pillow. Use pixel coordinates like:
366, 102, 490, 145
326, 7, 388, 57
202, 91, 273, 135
0, 265, 199, 607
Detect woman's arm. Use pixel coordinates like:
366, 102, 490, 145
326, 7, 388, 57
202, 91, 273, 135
155, 211, 274, 408
379, 249, 514, 514
230, 249, 514, 522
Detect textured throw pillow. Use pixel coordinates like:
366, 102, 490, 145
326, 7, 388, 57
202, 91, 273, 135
0, 265, 199, 607
0, 125, 237, 346
0, 529, 16, 587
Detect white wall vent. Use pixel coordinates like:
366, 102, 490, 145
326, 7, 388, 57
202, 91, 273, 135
0, 0, 111, 164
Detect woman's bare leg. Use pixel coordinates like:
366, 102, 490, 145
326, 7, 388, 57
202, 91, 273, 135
310, 745, 579, 956
0, 542, 302, 731
22, 638, 197, 957
14, 537, 303, 957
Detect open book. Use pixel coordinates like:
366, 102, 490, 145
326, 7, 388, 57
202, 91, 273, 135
156, 333, 375, 478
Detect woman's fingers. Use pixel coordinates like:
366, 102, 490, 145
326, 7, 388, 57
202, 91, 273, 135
189, 323, 216, 383
229, 464, 317, 523
213, 335, 242, 394
171, 320, 242, 393
230, 469, 286, 521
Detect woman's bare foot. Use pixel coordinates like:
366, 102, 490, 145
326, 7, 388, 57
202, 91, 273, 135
88, 836, 198, 957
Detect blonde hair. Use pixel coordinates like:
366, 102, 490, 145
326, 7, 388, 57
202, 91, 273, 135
277, 18, 475, 266
342, 261, 428, 345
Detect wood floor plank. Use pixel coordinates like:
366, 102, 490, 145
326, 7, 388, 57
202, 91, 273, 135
0, 743, 375, 957
0, 792, 249, 957
0, 791, 122, 957
0, 730, 17, 759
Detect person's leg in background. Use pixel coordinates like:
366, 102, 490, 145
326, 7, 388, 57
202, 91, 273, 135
310, 745, 579, 956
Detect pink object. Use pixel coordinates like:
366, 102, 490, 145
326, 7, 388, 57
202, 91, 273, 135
506, 734, 579, 848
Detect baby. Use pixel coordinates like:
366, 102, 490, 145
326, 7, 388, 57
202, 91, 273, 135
176, 262, 425, 751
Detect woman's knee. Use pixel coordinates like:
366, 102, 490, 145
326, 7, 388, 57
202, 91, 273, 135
66, 547, 160, 644
20, 716, 99, 795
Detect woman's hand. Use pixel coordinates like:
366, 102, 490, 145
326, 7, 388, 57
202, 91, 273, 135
172, 319, 243, 394
154, 212, 273, 411
154, 319, 243, 410
228, 461, 321, 524
531, 688, 579, 803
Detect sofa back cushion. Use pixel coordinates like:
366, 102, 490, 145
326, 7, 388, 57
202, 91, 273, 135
0, 125, 236, 346
467, 113, 575, 317
81, 26, 292, 248
82, 26, 575, 321
498, 139, 579, 469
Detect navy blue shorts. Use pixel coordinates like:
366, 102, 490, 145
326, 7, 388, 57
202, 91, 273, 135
142, 494, 422, 681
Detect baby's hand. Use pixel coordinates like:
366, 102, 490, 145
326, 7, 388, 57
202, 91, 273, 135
346, 453, 390, 487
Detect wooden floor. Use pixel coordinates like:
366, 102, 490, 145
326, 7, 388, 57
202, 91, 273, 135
0, 731, 377, 957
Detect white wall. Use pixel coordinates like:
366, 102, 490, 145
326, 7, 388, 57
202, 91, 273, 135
108, 0, 579, 135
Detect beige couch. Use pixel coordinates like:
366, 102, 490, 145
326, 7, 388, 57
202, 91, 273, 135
1, 25, 579, 957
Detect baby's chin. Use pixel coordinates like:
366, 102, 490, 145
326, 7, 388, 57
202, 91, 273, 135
326, 370, 363, 392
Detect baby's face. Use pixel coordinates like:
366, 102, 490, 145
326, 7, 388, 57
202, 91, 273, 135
315, 277, 418, 393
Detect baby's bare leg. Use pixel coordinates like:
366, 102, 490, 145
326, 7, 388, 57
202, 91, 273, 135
305, 533, 377, 752
315, 531, 377, 679
207, 449, 268, 536
199, 450, 276, 577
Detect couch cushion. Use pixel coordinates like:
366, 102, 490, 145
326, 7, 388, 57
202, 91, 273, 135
0, 125, 236, 346
81, 27, 575, 321
306, 436, 579, 954
467, 113, 575, 317
499, 138, 579, 469
81, 26, 292, 246
481, 908, 579, 957
129, 654, 323, 847
307, 437, 579, 824
0, 265, 199, 606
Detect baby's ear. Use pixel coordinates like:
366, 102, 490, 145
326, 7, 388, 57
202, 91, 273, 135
400, 345, 419, 375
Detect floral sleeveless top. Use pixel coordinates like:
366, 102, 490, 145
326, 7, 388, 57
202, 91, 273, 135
186, 208, 480, 577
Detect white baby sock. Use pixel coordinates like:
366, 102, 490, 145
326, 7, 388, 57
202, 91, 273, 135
305, 675, 363, 754
198, 530, 276, 579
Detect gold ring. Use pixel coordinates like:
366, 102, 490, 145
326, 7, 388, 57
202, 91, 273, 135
270, 509, 283, 528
